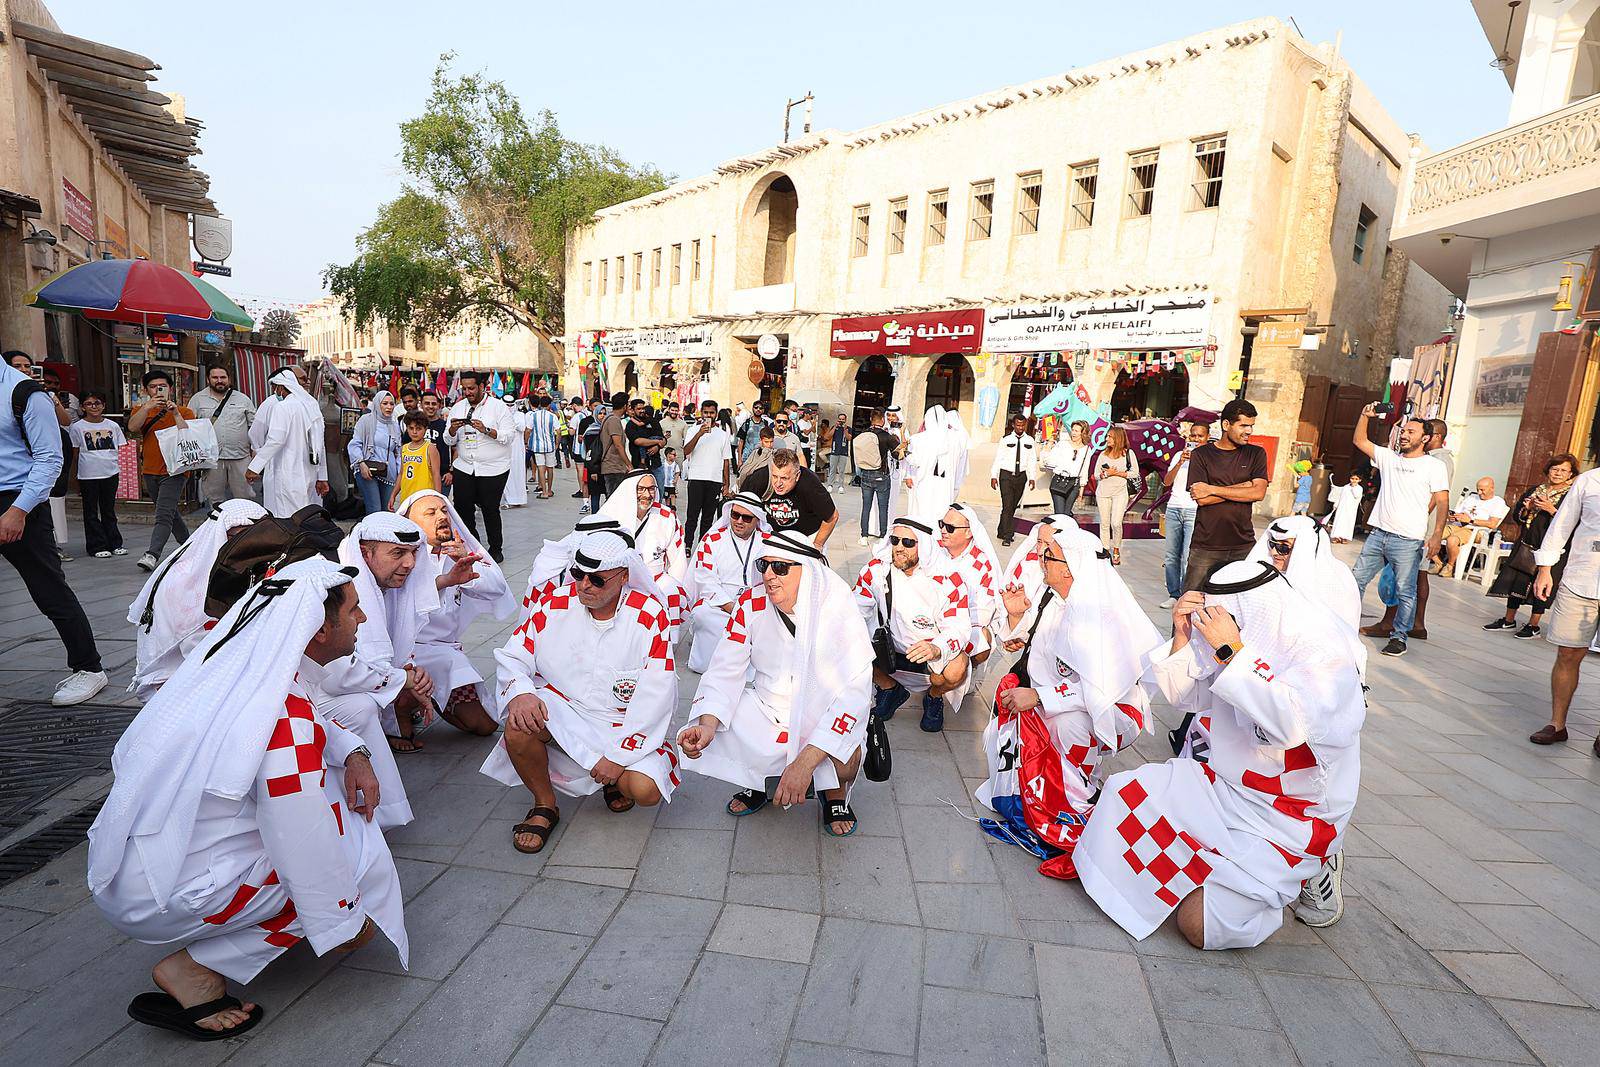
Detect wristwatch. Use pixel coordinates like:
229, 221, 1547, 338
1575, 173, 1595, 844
1213, 643, 1237, 667
348, 745, 372, 763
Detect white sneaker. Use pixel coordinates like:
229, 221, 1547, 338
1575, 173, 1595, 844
53, 669, 109, 706
1293, 852, 1344, 928
858, 536, 873, 546
1159, 597, 1177, 608
111, 547, 129, 556
136, 552, 158, 571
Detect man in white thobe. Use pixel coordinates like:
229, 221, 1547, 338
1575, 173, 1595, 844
1075, 560, 1365, 949
398, 488, 516, 736
685, 492, 769, 673
523, 514, 623, 609
88, 558, 406, 1041
246, 368, 327, 517
679, 531, 875, 836
481, 529, 681, 854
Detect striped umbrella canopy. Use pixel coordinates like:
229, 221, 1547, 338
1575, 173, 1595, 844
25, 258, 253, 332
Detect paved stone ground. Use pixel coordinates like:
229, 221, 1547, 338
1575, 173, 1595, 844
2, 466, 1600, 1065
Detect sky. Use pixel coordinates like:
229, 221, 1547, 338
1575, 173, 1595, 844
50, 0, 1511, 315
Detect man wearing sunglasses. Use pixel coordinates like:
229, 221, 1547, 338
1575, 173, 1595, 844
935, 503, 1002, 672
770, 414, 803, 460
686, 494, 770, 673
679, 531, 875, 837
482, 529, 680, 854
854, 518, 972, 732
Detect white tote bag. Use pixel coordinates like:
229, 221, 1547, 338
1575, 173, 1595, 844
154, 419, 220, 475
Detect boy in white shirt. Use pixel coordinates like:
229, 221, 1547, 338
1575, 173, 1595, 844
660, 447, 682, 509
68, 391, 128, 558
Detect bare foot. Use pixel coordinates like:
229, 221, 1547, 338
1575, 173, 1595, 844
152, 949, 257, 1033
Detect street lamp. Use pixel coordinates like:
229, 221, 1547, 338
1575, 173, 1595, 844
1490, 1, 1522, 71
21, 221, 57, 246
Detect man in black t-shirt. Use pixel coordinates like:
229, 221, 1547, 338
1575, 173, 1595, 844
1180, 399, 1269, 592
739, 448, 838, 548
626, 398, 665, 477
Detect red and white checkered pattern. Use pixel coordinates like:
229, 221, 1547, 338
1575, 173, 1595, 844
201, 870, 280, 925
1240, 743, 1335, 864
723, 588, 767, 645
694, 527, 724, 569
1114, 778, 1215, 908
258, 899, 300, 949
963, 543, 996, 597
261, 694, 326, 798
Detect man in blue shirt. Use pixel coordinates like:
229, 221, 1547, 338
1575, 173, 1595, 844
0, 357, 106, 705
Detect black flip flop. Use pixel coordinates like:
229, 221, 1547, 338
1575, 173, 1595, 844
127, 991, 263, 1041
512, 806, 560, 854
602, 784, 635, 813
726, 789, 769, 816
819, 797, 858, 837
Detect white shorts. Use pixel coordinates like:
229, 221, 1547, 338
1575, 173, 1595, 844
533, 451, 557, 467
677, 690, 852, 794
1546, 586, 1600, 648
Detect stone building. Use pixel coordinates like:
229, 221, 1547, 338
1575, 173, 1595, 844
1393, 0, 1600, 501
0, 0, 221, 405
297, 295, 437, 373
563, 17, 1450, 510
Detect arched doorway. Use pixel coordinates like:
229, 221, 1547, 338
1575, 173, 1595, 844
1007, 355, 1074, 425
1111, 357, 1189, 421
851, 355, 896, 430
736, 173, 799, 289
923, 354, 974, 421
613, 358, 638, 396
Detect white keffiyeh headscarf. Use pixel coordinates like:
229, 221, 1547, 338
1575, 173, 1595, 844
940, 407, 972, 490
1193, 560, 1367, 747
1247, 515, 1362, 635
597, 469, 661, 535
573, 528, 668, 606
862, 516, 941, 598
268, 367, 324, 464
89, 558, 357, 903
698, 491, 771, 588
935, 502, 1001, 578
1004, 513, 1080, 601
525, 515, 623, 606
1031, 524, 1164, 740
396, 488, 516, 624
128, 499, 268, 689
337, 512, 440, 670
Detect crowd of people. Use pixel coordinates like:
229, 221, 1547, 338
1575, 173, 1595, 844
3, 352, 1597, 1043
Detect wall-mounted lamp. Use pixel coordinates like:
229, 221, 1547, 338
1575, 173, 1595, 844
1554, 261, 1583, 312
21, 221, 57, 247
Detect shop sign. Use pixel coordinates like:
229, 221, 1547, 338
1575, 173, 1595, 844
982, 291, 1212, 352
193, 261, 232, 277
829, 308, 984, 358
192, 214, 233, 262
599, 324, 714, 360
102, 217, 129, 258
757, 333, 781, 359
61, 178, 94, 237
1256, 322, 1304, 347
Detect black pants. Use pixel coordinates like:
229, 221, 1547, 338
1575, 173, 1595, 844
997, 470, 1028, 543
603, 471, 629, 496
0, 490, 102, 673
79, 476, 122, 554
1181, 545, 1251, 593
685, 479, 723, 545
587, 465, 606, 514
1049, 477, 1081, 518
452, 470, 509, 555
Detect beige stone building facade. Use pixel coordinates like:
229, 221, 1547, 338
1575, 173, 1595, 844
0, 0, 219, 402
298, 295, 437, 371
563, 17, 1450, 510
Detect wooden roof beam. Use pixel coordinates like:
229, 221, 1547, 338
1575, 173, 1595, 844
21, 39, 155, 81
46, 69, 171, 108
9, 20, 158, 71
32, 55, 153, 96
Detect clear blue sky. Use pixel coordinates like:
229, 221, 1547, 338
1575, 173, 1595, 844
52, 0, 1509, 311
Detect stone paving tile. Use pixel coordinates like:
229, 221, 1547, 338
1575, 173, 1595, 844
634, 826, 733, 898
1142, 955, 1278, 1031
913, 882, 1025, 937
1035, 943, 1169, 1065
794, 918, 924, 1055
507, 1006, 661, 1067
1313, 899, 1465, 990
542, 864, 636, 888
1342, 857, 1511, 951
377, 925, 589, 1066
1260, 971, 1419, 1065
1491, 999, 1600, 1067
707, 903, 820, 964
0, 905, 46, 947
0, 898, 126, 992
227, 967, 438, 1067
819, 835, 921, 925
502, 876, 626, 936
1170, 1020, 1296, 1066
918, 985, 1045, 1067
726, 872, 823, 913
1368, 983, 1536, 1063
546, 792, 661, 870
345, 866, 531, 980
922, 930, 1036, 998
1432, 949, 1589, 1007
652, 952, 808, 1066
783, 1042, 913, 1066
1463, 903, 1600, 1007
1361, 825, 1530, 906
556, 890, 720, 1021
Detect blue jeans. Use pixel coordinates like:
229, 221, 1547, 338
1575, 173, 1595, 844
1162, 507, 1196, 599
859, 468, 890, 537
354, 470, 392, 516
1352, 527, 1425, 640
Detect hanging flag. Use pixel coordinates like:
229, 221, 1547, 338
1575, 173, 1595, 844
449, 371, 462, 403
387, 368, 401, 395
434, 367, 448, 394
519, 371, 532, 398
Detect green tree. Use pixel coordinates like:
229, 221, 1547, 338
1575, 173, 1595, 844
324, 56, 669, 344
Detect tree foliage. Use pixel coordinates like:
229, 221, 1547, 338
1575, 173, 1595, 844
324, 55, 669, 344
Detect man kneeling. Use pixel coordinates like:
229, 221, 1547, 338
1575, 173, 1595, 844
1075, 560, 1365, 949
480, 529, 680, 853
678, 532, 875, 836
88, 559, 407, 1041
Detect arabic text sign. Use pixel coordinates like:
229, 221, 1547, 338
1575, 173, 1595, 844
599, 324, 715, 361
61, 178, 94, 237
830, 308, 985, 358
982, 291, 1212, 352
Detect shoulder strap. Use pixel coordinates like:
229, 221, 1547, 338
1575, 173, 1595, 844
10, 379, 42, 451
1018, 588, 1056, 662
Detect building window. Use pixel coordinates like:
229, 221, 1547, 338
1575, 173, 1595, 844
691, 238, 702, 281
927, 189, 949, 246
632, 252, 642, 290
1126, 149, 1158, 217
852, 204, 870, 258
1069, 162, 1098, 230
1191, 136, 1226, 209
968, 180, 995, 240
1354, 205, 1377, 264
599, 258, 608, 295
670, 243, 682, 285
888, 197, 908, 254
583, 261, 592, 296
1015, 172, 1043, 235
651, 248, 662, 287
616, 258, 625, 291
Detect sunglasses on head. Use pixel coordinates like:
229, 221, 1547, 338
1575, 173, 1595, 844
937, 520, 968, 534
570, 566, 615, 588
755, 559, 796, 576
888, 535, 919, 548
1268, 538, 1295, 556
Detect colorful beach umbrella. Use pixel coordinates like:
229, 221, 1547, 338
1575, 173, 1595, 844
25, 258, 253, 332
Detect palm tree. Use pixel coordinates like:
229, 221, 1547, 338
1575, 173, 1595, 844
258, 308, 302, 348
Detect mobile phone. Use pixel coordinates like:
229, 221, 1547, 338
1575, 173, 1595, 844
27, 364, 42, 381
1372, 402, 1393, 416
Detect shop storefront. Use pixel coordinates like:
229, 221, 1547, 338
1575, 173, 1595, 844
831, 308, 984, 428
573, 325, 717, 408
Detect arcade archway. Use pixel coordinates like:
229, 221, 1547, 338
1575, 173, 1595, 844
850, 354, 896, 430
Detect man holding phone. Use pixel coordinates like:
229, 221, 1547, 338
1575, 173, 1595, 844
682, 399, 732, 545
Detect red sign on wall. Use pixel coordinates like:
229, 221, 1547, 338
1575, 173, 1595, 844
61, 178, 94, 237
830, 308, 985, 358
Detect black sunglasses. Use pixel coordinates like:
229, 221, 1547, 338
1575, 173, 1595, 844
1268, 538, 1295, 556
755, 559, 796, 576
730, 511, 757, 523
570, 566, 615, 588
888, 535, 919, 548
937, 520, 968, 533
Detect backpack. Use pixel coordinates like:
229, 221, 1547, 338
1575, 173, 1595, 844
9, 378, 43, 450
205, 503, 344, 617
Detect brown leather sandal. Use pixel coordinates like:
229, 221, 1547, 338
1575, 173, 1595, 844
511, 806, 560, 853
603, 783, 635, 813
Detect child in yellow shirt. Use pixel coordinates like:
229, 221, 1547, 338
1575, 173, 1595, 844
389, 412, 442, 509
